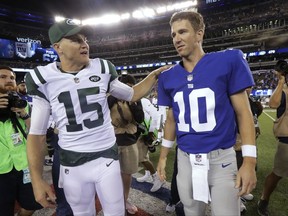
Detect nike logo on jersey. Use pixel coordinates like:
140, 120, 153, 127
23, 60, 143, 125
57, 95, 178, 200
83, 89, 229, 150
106, 159, 114, 167
221, 163, 232, 168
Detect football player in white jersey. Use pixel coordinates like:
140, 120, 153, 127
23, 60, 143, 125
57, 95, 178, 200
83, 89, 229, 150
25, 19, 170, 216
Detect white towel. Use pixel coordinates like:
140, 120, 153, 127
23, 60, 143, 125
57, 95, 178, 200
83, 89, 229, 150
190, 153, 211, 204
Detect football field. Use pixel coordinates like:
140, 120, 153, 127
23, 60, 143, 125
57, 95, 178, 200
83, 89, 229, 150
149, 108, 288, 216
251, 109, 288, 216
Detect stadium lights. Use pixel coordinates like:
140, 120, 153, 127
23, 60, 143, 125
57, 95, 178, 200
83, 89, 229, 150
156, 7, 167, 14
142, 8, 156, 18
54, 0, 197, 26
121, 13, 130, 20
55, 16, 65, 22
132, 10, 145, 19
55, 16, 81, 25
82, 14, 121, 25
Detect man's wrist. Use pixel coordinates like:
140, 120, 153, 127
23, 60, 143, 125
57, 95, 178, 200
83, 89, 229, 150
161, 139, 174, 148
241, 145, 257, 158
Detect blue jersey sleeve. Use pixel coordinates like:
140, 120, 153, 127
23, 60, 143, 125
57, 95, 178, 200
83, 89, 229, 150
227, 49, 255, 95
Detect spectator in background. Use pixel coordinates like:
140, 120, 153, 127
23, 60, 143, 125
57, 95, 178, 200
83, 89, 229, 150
0, 39, 14, 58
257, 60, 288, 216
16, 79, 33, 106
157, 10, 257, 216
136, 96, 165, 193
0, 66, 42, 216
25, 19, 169, 215
5, 43, 15, 59
108, 75, 144, 214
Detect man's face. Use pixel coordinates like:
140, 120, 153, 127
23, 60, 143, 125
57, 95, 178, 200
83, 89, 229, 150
17, 83, 27, 95
0, 69, 16, 93
6, 44, 14, 58
56, 34, 90, 66
171, 19, 203, 59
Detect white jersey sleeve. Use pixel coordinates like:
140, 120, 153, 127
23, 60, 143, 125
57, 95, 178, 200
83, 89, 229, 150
109, 78, 133, 101
29, 96, 51, 135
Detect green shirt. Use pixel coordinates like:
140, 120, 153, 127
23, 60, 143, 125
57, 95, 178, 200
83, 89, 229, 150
0, 118, 28, 174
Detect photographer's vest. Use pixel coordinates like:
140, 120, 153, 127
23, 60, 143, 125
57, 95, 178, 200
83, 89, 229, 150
0, 118, 28, 174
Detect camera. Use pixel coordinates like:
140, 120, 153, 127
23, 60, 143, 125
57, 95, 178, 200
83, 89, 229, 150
143, 132, 157, 153
6, 91, 27, 109
275, 60, 288, 75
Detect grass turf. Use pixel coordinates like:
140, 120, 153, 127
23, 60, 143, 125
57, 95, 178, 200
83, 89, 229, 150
146, 108, 288, 216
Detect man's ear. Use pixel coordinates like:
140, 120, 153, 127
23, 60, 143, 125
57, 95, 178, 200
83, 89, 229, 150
53, 43, 62, 54
197, 29, 204, 42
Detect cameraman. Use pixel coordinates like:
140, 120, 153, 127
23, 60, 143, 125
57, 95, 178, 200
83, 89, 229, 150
0, 66, 42, 216
257, 60, 288, 216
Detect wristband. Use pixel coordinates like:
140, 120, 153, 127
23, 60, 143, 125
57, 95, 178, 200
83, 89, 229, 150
241, 145, 257, 158
20, 113, 30, 120
161, 138, 174, 148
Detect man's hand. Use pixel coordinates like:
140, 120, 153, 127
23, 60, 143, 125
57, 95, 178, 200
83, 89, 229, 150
0, 93, 9, 108
152, 65, 172, 78
276, 71, 286, 84
157, 157, 167, 181
235, 158, 257, 196
32, 179, 56, 208
10, 107, 27, 117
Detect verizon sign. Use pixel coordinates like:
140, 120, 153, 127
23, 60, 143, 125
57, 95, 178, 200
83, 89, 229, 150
16, 37, 41, 45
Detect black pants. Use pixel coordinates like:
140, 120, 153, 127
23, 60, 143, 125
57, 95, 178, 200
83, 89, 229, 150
0, 167, 42, 216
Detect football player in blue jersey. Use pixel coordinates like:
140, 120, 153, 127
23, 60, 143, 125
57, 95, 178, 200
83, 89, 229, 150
156, 10, 257, 216
25, 19, 169, 216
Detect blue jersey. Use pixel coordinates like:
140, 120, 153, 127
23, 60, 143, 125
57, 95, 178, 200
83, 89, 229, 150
158, 49, 254, 154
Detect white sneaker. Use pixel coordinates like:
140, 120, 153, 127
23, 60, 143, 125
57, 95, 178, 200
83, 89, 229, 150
150, 172, 165, 192
242, 193, 254, 201
136, 170, 153, 183
166, 203, 176, 212
240, 200, 247, 212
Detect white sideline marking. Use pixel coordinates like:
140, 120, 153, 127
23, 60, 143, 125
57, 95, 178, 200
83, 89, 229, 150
263, 110, 275, 121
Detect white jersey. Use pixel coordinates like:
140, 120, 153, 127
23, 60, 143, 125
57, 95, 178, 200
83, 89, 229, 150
26, 58, 133, 152
141, 97, 167, 133
141, 98, 158, 132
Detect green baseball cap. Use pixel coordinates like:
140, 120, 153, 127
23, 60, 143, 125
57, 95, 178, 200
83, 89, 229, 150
48, 19, 83, 44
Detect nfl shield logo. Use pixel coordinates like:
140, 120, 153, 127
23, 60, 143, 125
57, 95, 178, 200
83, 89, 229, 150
65, 169, 69, 174
74, 77, 80, 83
195, 154, 202, 162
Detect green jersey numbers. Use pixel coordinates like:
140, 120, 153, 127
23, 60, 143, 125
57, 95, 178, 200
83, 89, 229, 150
58, 87, 104, 132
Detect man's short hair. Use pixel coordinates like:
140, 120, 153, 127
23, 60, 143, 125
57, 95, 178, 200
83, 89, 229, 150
170, 10, 205, 32
0, 65, 13, 72
0, 65, 15, 76
120, 75, 136, 85
17, 80, 25, 85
